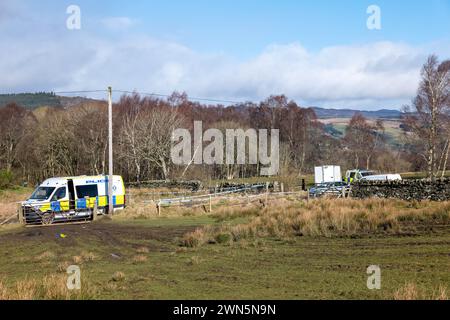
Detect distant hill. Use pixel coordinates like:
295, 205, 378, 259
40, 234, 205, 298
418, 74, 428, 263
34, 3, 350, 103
0, 93, 404, 121
0, 93, 62, 109
0, 93, 98, 109
312, 107, 402, 119
58, 96, 100, 108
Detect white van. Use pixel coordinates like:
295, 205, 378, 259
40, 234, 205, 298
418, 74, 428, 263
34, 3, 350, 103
21, 175, 126, 225
360, 174, 402, 182
345, 169, 402, 183
314, 165, 342, 184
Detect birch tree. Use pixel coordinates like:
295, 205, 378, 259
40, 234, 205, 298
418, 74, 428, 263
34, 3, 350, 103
403, 55, 450, 180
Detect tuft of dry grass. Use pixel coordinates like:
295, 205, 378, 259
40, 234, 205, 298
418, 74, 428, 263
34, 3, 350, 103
181, 227, 212, 248
136, 247, 150, 254
433, 285, 449, 300
57, 261, 71, 273
41, 275, 76, 300
394, 283, 419, 300
81, 251, 96, 262
14, 279, 38, 300
72, 256, 83, 264
0, 275, 97, 300
181, 198, 450, 247
35, 251, 56, 262
393, 282, 448, 300
0, 281, 8, 300
132, 255, 148, 263
72, 251, 96, 265
111, 272, 126, 282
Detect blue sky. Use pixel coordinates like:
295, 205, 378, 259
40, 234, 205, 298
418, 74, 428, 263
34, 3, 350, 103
34, 0, 450, 55
1, 0, 450, 109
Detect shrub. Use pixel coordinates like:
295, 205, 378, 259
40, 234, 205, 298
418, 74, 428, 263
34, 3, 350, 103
0, 170, 13, 190
215, 233, 231, 244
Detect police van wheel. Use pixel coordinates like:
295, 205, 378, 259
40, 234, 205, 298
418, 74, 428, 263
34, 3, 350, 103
41, 212, 55, 225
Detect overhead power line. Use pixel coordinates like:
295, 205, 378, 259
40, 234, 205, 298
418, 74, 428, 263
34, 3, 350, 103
114, 90, 245, 105
51, 89, 256, 105
53, 90, 107, 94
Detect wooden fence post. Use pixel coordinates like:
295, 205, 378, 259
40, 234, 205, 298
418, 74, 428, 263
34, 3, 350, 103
157, 200, 161, 216
18, 203, 24, 225
93, 199, 98, 221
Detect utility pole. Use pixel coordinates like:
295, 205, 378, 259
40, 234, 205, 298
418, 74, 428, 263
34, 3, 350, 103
108, 86, 114, 215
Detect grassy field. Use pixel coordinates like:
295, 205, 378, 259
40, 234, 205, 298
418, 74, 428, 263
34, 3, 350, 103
318, 118, 404, 147
0, 194, 449, 300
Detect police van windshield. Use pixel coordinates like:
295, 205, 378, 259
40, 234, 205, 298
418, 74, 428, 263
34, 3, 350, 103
29, 187, 55, 200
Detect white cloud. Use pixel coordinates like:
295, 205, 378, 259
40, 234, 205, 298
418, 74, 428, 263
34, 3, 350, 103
237, 42, 424, 102
0, 6, 448, 110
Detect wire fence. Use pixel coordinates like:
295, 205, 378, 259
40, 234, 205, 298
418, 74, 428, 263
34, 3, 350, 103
147, 184, 266, 206
1, 182, 346, 226
131, 183, 310, 215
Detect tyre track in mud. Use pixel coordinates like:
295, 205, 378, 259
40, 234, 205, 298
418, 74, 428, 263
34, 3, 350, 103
0, 221, 198, 252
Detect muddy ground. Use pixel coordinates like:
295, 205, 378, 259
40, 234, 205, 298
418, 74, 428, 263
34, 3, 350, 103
0, 220, 197, 252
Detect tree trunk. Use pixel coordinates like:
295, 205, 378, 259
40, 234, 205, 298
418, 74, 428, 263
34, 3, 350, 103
160, 156, 168, 181
442, 138, 450, 178
428, 111, 437, 181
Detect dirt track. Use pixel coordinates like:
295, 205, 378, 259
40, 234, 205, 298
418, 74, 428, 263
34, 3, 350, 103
0, 221, 197, 252
0, 202, 18, 222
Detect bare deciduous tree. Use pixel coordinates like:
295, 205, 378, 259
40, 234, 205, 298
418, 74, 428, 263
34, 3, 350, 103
0, 103, 36, 173
403, 55, 450, 180
119, 102, 182, 181
344, 113, 385, 170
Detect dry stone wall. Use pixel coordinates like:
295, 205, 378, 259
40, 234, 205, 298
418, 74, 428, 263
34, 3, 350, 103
351, 179, 450, 201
